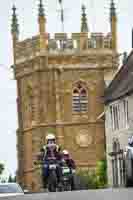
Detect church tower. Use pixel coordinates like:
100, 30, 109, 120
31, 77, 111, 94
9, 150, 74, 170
11, 0, 118, 192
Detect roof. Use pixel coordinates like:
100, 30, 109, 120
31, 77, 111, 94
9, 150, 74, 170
104, 50, 133, 104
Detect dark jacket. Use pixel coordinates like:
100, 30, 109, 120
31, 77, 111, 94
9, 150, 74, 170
65, 158, 76, 169
41, 144, 62, 161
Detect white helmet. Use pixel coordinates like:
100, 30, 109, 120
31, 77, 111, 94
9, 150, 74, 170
46, 133, 55, 141
62, 150, 69, 155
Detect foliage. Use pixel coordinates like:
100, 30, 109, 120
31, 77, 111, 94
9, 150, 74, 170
0, 163, 5, 183
8, 174, 16, 183
76, 169, 99, 189
1, 179, 6, 183
95, 159, 107, 188
76, 159, 107, 189
0, 163, 4, 176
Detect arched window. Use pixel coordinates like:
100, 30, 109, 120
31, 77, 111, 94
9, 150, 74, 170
72, 82, 88, 112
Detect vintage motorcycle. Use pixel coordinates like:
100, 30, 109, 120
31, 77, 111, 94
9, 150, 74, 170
58, 160, 75, 191
46, 159, 59, 192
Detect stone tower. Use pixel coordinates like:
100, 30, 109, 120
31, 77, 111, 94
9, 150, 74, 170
11, 0, 118, 192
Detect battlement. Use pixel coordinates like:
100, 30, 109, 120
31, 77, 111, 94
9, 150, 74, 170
15, 32, 112, 61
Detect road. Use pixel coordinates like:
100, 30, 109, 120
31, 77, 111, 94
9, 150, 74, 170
1, 189, 133, 200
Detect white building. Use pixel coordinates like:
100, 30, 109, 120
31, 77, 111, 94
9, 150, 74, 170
104, 50, 133, 187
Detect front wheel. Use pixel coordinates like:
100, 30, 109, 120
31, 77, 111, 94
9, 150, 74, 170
48, 170, 57, 192
64, 183, 71, 191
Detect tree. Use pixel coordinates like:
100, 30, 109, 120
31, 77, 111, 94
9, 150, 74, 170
8, 174, 16, 183
0, 163, 4, 176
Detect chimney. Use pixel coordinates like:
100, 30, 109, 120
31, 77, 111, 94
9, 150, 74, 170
122, 52, 127, 65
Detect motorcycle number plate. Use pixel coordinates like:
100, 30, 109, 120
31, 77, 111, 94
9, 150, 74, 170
63, 168, 70, 173
63, 177, 68, 180
49, 164, 56, 169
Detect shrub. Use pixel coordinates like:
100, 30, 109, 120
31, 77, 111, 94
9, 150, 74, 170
76, 159, 107, 189
95, 159, 107, 188
76, 169, 98, 189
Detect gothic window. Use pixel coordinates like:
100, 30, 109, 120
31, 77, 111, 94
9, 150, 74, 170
72, 82, 88, 113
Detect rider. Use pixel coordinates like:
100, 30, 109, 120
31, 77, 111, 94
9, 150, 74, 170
62, 150, 76, 190
41, 133, 62, 188
62, 150, 76, 170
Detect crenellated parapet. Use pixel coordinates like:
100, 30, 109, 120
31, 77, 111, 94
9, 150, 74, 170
11, 0, 117, 64
15, 32, 112, 62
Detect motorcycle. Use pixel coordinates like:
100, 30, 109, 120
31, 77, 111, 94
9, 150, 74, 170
58, 160, 75, 191
46, 159, 58, 192
61, 166, 72, 191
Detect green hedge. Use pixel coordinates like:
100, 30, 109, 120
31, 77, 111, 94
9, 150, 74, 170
76, 159, 107, 189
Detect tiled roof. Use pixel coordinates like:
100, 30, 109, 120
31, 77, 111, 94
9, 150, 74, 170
104, 50, 133, 104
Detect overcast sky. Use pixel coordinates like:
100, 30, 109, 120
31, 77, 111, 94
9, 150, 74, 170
0, 0, 133, 176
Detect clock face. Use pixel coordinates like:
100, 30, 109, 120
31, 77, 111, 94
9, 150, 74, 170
76, 129, 92, 147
